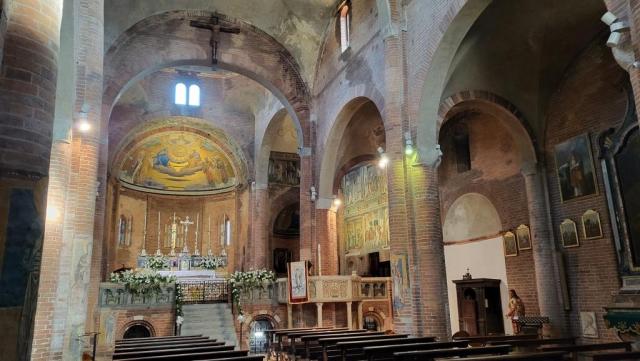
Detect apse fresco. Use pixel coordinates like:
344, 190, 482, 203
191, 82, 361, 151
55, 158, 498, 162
341, 163, 389, 253
118, 132, 236, 193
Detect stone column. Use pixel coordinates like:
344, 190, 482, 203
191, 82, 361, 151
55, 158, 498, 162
409, 163, 450, 339
346, 302, 353, 330
287, 304, 293, 328
521, 163, 567, 336
316, 303, 324, 327
0, 0, 63, 360
299, 149, 314, 263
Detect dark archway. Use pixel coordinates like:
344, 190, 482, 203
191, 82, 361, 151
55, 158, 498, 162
122, 324, 152, 339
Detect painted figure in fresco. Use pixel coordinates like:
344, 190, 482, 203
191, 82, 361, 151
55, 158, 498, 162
216, 158, 229, 184
569, 152, 586, 197
154, 148, 170, 168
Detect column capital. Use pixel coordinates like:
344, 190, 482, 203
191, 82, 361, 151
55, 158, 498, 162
415, 144, 443, 170
299, 147, 312, 157
520, 161, 541, 177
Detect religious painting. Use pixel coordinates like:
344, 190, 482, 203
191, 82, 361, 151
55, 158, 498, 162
515, 224, 532, 251
560, 219, 580, 248
273, 248, 291, 274
554, 134, 598, 202
118, 131, 237, 194
269, 152, 300, 186
288, 261, 308, 303
273, 204, 300, 238
582, 209, 603, 240
341, 163, 390, 254
503, 232, 518, 257
390, 253, 410, 313
580, 312, 598, 338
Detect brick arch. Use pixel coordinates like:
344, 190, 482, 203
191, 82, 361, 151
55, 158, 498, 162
318, 96, 385, 201
119, 320, 157, 339
256, 108, 294, 187
414, 0, 492, 166
269, 188, 300, 232
102, 10, 311, 147
438, 91, 538, 165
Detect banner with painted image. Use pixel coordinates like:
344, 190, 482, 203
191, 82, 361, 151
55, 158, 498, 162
341, 163, 389, 253
288, 260, 308, 303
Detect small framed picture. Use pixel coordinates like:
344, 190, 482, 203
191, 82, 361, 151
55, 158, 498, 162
503, 232, 518, 257
580, 312, 598, 338
582, 209, 603, 240
560, 219, 580, 248
516, 224, 532, 250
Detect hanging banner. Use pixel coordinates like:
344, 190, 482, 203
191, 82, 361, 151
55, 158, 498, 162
288, 260, 309, 303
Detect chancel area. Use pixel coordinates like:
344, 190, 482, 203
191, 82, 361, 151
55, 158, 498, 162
1, 0, 640, 360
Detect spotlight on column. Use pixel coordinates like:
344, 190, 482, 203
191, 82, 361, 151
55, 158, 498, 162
404, 132, 414, 156
46, 205, 59, 222
77, 119, 91, 132
333, 197, 342, 208
377, 147, 389, 169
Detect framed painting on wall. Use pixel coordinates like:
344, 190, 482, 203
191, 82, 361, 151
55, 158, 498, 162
503, 232, 518, 257
581, 209, 603, 240
287, 260, 308, 304
516, 224, 532, 250
554, 134, 598, 202
560, 219, 580, 248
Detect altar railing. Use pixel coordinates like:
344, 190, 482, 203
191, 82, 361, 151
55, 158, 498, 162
178, 280, 229, 304
99, 282, 176, 308
274, 275, 392, 304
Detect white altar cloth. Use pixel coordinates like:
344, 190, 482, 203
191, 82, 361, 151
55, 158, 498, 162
157, 270, 219, 282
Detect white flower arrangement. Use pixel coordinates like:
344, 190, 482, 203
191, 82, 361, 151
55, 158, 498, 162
200, 256, 225, 270
146, 255, 169, 270
109, 269, 176, 295
228, 269, 277, 315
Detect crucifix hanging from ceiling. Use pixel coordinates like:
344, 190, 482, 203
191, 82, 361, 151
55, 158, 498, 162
190, 14, 241, 67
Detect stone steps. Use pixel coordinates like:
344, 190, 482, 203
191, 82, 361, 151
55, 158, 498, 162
181, 303, 239, 346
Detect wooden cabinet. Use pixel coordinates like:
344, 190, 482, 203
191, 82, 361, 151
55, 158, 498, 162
453, 278, 505, 336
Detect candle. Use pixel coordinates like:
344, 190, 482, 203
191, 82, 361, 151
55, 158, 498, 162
208, 216, 212, 254
157, 212, 161, 251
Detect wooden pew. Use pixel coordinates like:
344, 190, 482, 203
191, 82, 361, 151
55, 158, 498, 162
314, 333, 408, 361
112, 344, 235, 360
300, 331, 382, 360
333, 337, 437, 361
116, 335, 204, 344
441, 351, 567, 361
114, 341, 226, 353
392, 345, 512, 361
286, 329, 367, 358
115, 337, 212, 348
115, 349, 250, 361
274, 328, 347, 361
198, 357, 265, 361
453, 334, 538, 346
487, 337, 576, 353
363, 340, 470, 361
538, 342, 633, 361
592, 351, 640, 360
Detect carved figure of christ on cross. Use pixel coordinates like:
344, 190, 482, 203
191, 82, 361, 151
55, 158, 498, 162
190, 15, 240, 66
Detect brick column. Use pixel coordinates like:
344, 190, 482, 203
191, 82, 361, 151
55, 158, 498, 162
628, 0, 640, 126
409, 163, 450, 339
250, 184, 269, 269
315, 202, 338, 276
0, 0, 63, 359
521, 163, 567, 336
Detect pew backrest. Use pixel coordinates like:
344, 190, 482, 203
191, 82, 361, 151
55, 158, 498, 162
592, 351, 640, 361
363, 340, 470, 361
448, 351, 567, 361
392, 345, 512, 361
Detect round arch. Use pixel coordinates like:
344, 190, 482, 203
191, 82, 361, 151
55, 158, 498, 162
442, 192, 501, 243
318, 97, 385, 201
438, 91, 538, 165
255, 108, 295, 187
119, 320, 156, 339
103, 10, 310, 148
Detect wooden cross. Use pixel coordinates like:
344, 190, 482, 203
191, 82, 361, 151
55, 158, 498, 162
190, 15, 240, 66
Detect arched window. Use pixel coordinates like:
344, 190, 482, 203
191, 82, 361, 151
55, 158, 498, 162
188, 84, 201, 106
339, 4, 351, 53
225, 217, 232, 246
174, 83, 187, 105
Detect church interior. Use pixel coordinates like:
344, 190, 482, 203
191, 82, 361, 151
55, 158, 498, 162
1, 0, 640, 360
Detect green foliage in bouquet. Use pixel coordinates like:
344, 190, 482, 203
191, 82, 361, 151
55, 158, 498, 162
228, 269, 276, 315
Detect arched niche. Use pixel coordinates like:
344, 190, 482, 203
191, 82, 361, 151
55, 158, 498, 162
443, 193, 501, 243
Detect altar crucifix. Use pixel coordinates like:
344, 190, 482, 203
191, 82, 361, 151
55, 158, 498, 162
180, 216, 195, 254
190, 15, 240, 66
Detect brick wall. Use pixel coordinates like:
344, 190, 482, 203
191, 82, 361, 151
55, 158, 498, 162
544, 38, 628, 342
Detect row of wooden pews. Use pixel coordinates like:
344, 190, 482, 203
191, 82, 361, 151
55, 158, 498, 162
268, 327, 640, 361
112, 334, 263, 361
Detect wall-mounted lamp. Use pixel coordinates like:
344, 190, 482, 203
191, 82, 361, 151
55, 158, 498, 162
404, 132, 414, 156
332, 196, 342, 209
46, 205, 60, 222
377, 147, 389, 169
310, 186, 317, 202
76, 111, 91, 133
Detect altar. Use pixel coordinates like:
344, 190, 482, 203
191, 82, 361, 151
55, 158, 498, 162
157, 269, 219, 282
